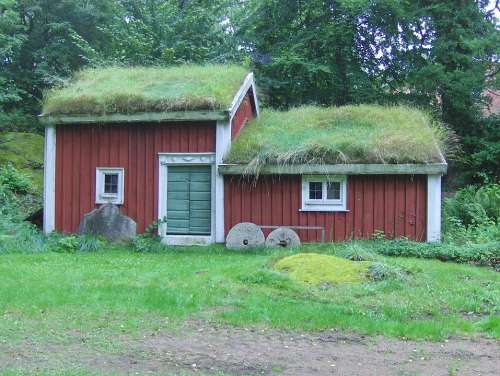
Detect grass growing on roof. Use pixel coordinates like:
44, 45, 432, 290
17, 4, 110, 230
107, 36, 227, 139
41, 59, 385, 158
225, 105, 446, 171
42, 65, 249, 116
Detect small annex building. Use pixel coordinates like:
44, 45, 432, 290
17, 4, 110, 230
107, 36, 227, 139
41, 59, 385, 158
41, 65, 447, 244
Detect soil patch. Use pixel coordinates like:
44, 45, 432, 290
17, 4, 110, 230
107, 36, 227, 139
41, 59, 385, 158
1, 321, 499, 375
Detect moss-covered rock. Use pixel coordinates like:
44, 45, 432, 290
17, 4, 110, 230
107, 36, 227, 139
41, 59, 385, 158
274, 253, 369, 284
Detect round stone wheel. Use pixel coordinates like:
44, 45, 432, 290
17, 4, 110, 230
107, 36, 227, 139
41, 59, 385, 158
226, 222, 265, 250
265, 227, 301, 248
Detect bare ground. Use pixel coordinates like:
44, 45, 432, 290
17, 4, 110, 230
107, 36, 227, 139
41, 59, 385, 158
1, 321, 499, 375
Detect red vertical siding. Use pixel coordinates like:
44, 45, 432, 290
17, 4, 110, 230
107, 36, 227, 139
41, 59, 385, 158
55, 122, 216, 234
231, 90, 255, 140
224, 175, 427, 242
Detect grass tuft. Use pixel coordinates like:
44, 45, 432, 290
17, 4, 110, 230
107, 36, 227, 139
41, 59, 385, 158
225, 105, 446, 171
42, 65, 249, 115
274, 253, 369, 284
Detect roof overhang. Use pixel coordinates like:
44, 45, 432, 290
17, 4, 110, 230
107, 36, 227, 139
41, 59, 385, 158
38, 110, 229, 125
219, 163, 448, 175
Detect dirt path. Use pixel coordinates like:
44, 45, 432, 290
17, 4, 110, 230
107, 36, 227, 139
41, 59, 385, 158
1, 322, 499, 375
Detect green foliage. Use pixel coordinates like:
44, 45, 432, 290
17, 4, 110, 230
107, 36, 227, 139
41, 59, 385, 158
42, 65, 249, 115
0, 163, 32, 194
226, 105, 446, 171
335, 243, 378, 261
443, 183, 500, 244
366, 262, 407, 281
0, 132, 44, 192
132, 234, 166, 253
376, 240, 499, 268
459, 114, 500, 184
45, 233, 105, 254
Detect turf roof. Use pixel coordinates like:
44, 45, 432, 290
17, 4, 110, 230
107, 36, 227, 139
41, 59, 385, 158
42, 65, 249, 116
225, 105, 446, 170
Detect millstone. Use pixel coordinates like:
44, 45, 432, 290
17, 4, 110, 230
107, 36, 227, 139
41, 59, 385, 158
265, 227, 301, 248
226, 222, 265, 250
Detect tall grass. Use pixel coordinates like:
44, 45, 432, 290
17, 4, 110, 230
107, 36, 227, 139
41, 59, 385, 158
42, 65, 249, 115
225, 105, 447, 173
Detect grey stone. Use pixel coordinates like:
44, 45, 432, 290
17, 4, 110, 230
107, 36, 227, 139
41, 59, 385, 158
226, 222, 265, 250
78, 204, 136, 242
265, 227, 301, 248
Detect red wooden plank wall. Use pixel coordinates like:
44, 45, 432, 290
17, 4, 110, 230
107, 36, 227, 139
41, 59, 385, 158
224, 175, 427, 242
55, 122, 215, 234
231, 90, 255, 140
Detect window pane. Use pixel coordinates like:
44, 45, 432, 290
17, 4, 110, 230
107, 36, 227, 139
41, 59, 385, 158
104, 173, 119, 194
327, 181, 341, 200
309, 182, 322, 200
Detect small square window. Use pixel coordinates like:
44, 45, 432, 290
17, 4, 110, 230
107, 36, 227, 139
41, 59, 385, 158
309, 182, 323, 200
96, 168, 124, 204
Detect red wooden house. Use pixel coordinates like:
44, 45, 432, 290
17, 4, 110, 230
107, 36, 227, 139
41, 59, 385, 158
41, 65, 446, 245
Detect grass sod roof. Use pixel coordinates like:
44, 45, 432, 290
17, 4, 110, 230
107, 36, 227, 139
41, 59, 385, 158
42, 65, 250, 116
225, 105, 447, 171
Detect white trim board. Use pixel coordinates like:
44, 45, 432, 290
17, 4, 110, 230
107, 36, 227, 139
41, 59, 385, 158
215, 120, 231, 243
158, 152, 216, 245
426, 174, 442, 243
43, 125, 56, 234
228, 72, 260, 120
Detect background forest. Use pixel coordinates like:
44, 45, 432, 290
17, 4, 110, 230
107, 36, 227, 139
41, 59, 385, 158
0, 0, 499, 186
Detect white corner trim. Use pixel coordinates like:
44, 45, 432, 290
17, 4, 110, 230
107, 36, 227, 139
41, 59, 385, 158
157, 153, 216, 244
301, 175, 347, 212
215, 120, 231, 243
427, 174, 442, 243
43, 125, 56, 234
228, 72, 260, 120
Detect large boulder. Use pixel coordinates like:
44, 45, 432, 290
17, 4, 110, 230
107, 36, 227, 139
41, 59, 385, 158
78, 204, 136, 242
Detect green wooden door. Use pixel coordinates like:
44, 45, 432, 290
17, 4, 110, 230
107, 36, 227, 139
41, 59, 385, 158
166, 166, 211, 235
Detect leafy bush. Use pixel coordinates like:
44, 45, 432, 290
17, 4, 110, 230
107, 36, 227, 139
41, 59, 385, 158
132, 234, 166, 253
376, 240, 499, 267
443, 183, 500, 244
0, 163, 32, 194
366, 262, 407, 281
335, 243, 378, 261
46, 233, 105, 253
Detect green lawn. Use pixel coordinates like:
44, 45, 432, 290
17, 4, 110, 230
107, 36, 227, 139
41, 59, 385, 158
0, 244, 498, 344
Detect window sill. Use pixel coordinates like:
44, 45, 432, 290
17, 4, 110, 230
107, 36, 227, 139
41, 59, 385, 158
299, 208, 349, 212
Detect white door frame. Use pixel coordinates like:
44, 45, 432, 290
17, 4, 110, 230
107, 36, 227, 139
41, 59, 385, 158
158, 152, 216, 246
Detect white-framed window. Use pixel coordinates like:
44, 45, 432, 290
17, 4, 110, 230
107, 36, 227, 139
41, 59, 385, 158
95, 167, 124, 204
301, 175, 347, 211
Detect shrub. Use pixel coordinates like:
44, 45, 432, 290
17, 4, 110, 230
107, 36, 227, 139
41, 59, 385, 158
0, 163, 32, 194
132, 234, 166, 253
366, 262, 407, 281
46, 233, 105, 253
443, 183, 500, 244
335, 243, 378, 261
376, 240, 499, 267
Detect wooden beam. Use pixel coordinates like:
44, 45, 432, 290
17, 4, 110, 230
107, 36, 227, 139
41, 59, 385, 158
218, 163, 448, 175
38, 110, 229, 125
